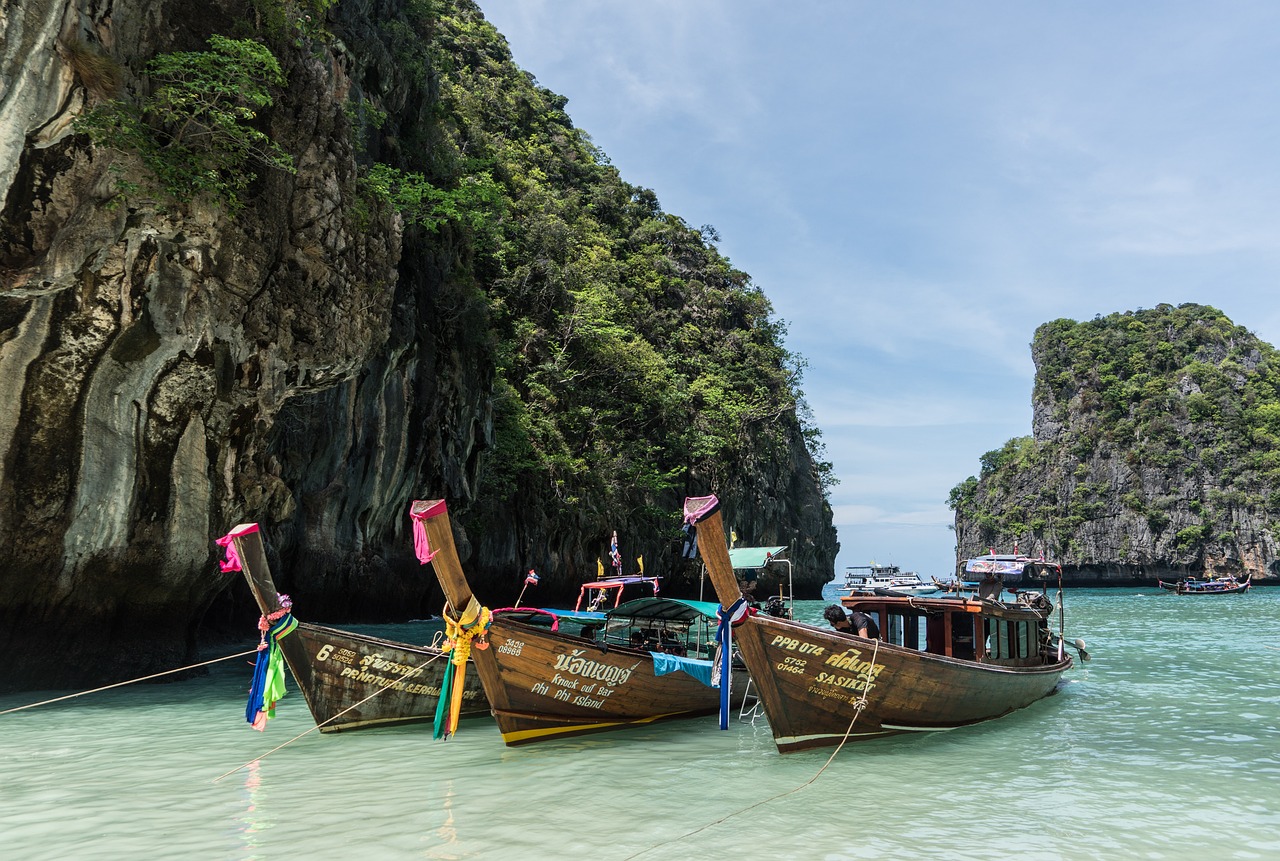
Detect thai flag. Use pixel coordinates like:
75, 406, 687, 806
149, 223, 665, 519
610, 531, 621, 572
525, 569, 539, 585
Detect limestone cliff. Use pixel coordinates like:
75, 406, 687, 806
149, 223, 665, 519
951, 304, 1280, 584
0, 0, 836, 691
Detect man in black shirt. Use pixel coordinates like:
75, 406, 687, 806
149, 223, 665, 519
822, 604, 880, 639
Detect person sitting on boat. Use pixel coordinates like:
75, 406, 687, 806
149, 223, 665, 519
823, 604, 879, 639
978, 572, 1002, 601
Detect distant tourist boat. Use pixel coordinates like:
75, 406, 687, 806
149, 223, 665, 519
841, 562, 937, 596
410, 499, 750, 745
1157, 574, 1251, 595
686, 496, 1083, 753
221, 523, 488, 733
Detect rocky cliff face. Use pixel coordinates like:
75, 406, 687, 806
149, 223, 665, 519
0, 0, 836, 691
951, 304, 1280, 584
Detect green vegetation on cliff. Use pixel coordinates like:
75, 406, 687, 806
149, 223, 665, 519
949, 303, 1280, 570
76, 0, 834, 537
364, 1, 834, 527
75, 35, 295, 211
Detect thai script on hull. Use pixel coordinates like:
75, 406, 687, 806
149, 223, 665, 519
553, 648, 640, 686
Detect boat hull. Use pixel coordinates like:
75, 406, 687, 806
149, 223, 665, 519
732, 614, 1070, 752
279, 623, 488, 732
471, 618, 748, 745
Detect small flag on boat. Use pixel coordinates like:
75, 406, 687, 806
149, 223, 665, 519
597, 558, 605, 579
637, 556, 644, 575
730, 529, 737, 548
525, 569, 539, 585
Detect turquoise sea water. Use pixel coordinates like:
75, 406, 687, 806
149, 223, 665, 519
2, 588, 1277, 861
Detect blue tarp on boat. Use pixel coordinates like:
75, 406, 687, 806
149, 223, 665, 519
650, 651, 715, 687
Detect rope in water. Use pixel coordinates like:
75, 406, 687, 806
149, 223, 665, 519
0, 648, 260, 716
622, 638, 882, 861
212, 648, 448, 783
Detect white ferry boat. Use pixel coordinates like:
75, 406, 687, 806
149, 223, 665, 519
841, 562, 938, 596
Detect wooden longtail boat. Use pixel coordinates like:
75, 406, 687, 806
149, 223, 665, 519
223, 522, 487, 732
409, 499, 749, 745
684, 495, 1079, 753
1157, 574, 1251, 595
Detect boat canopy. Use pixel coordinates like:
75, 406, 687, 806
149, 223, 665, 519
701, 545, 793, 617
963, 554, 1059, 583
607, 597, 722, 623
575, 576, 661, 611
495, 607, 607, 629
728, 546, 787, 569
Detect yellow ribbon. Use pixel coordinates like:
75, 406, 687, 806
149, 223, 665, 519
440, 596, 491, 735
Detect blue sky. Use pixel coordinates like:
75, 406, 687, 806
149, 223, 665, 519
478, 1, 1280, 581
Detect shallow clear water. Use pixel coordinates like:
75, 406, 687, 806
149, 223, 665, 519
2, 588, 1277, 860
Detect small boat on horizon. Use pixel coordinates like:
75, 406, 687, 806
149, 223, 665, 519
1157, 574, 1251, 595
686, 495, 1084, 753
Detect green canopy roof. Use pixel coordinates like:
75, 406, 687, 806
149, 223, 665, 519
608, 597, 722, 623
728, 546, 787, 570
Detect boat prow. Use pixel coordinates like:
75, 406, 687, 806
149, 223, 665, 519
224, 522, 487, 732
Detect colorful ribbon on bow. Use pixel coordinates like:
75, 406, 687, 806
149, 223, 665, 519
714, 597, 748, 729
246, 599, 298, 731
433, 595, 491, 739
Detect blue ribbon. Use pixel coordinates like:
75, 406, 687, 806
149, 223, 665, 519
715, 598, 746, 729
244, 612, 296, 725
245, 648, 270, 725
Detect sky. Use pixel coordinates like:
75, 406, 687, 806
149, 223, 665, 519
477, 0, 1280, 582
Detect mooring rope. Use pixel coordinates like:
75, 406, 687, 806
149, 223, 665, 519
0, 648, 260, 716
212, 649, 448, 782
622, 638, 882, 861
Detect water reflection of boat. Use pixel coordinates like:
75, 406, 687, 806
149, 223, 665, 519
410, 499, 750, 745
685, 496, 1083, 753
1157, 574, 1251, 595
223, 522, 487, 733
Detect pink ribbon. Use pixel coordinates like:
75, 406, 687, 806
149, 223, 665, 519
408, 500, 448, 564
215, 523, 260, 573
